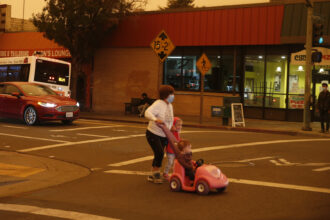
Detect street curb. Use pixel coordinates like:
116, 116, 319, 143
80, 116, 329, 138
0, 150, 91, 199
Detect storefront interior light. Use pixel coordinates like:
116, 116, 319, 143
276, 67, 282, 72
217, 56, 221, 59
281, 56, 286, 59
168, 56, 182, 59
319, 68, 324, 73
298, 66, 304, 71
258, 56, 263, 59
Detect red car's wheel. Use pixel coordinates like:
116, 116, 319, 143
24, 106, 38, 125
196, 180, 210, 195
170, 177, 181, 192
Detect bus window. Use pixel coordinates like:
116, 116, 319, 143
0, 65, 29, 82
0, 66, 8, 82
8, 65, 21, 81
35, 59, 69, 86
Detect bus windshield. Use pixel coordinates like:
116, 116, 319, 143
34, 59, 69, 86
20, 84, 58, 96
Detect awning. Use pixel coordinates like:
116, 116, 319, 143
104, 5, 284, 47
0, 32, 71, 58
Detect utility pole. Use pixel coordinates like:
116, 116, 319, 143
22, 0, 25, 31
302, 0, 313, 131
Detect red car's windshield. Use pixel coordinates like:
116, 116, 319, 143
20, 84, 58, 96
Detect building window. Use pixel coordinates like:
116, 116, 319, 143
164, 47, 241, 93
244, 55, 265, 107
264, 55, 288, 109
288, 64, 305, 109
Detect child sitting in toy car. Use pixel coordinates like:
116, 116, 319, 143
158, 123, 203, 181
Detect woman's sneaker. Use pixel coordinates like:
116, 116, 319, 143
147, 172, 163, 184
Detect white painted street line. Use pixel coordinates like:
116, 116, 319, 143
105, 170, 151, 176
3, 145, 11, 148
313, 167, 330, 172
112, 129, 127, 132
0, 132, 68, 143
19, 134, 146, 152
108, 138, 330, 167
237, 156, 274, 163
180, 130, 248, 134
0, 203, 120, 220
229, 178, 330, 194
50, 134, 67, 138
104, 169, 330, 194
270, 159, 282, 166
50, 125, 122, 132
77, 133, 109, 138
2, 125, 27, 129
109, 156, 154, 167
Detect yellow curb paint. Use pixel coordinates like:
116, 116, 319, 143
0, 163, 45, 178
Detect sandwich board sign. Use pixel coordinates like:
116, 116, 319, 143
150, 30, 175, 63
231, 103, 245, 127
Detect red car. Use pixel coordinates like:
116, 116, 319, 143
0, 82, 79, 125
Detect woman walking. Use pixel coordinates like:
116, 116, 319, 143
145, 85, 175, 183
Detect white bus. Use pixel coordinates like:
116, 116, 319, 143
0, 56, 71, 97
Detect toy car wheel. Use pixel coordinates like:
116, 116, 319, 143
170, 177, 181, 192
196, 180, 210, 195
24, 106, 38, 126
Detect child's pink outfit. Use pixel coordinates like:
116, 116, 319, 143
164, 117, 181, 178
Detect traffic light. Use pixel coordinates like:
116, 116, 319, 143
312, 51, 322, 63
313, 20, 324, 46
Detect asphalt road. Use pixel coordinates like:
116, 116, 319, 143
0, 117, 329, 220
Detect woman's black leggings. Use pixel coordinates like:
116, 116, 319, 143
146, 130, 168, 168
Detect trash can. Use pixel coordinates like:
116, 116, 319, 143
222, 106, 231, 126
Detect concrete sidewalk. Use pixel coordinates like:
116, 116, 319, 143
80, 111, 330, 138
0, 150, 90, 198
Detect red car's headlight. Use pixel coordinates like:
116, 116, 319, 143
38, 102, 57, 108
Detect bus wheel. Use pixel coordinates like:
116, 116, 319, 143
62, 120, 73, 125
24, 106, 38, 126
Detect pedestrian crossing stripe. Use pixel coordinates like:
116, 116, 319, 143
0, 163, 45, 178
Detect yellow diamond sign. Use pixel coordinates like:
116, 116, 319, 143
196, 53, 212, 75
150, 30, 175, 63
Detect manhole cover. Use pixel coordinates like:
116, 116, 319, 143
211, 162, 254, 167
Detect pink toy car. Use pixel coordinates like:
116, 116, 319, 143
169, 159, 229, 195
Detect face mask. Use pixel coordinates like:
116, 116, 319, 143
167, 94, 174, 103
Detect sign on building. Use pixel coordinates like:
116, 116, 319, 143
196, 53, 212, 75
150, 30, 175, 63
231, 103, 245, 127
291, 47, 330, 65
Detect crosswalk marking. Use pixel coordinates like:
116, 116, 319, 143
269, 159, 297, 166
0, 163, 45, 178
313, 167, 330, 172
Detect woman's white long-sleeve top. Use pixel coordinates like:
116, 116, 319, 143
144, 99, 174, 137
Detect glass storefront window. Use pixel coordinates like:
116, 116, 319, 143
288, 64, 306, 109
204, 55, 234, 92
265, 55, 288, 109
244, 55, 265, 107
163, 48, 201, 91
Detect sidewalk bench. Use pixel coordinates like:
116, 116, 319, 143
124, 98, 156, 115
